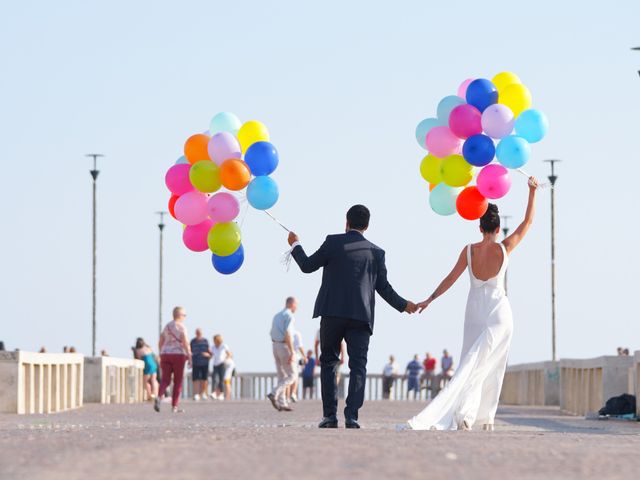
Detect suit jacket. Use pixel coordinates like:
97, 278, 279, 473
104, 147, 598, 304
291, 230, 407, 332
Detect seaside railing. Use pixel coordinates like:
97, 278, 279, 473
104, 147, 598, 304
83, 356, 145, 404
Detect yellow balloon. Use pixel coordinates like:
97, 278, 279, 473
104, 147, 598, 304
208, 222, 241, 256
189, 160, 221, 193
419, 154, 442, 184
237, 120, 270, 153
441, 155, 473, 187
499, 83, 532, 117
492, 72, 521, 92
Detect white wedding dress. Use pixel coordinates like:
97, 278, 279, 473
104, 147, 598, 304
408, 243, 513, 430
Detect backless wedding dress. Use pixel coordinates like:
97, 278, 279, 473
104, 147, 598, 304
408, 243, 513, 430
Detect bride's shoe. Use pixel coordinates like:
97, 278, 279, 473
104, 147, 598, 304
482, 424, 494, 432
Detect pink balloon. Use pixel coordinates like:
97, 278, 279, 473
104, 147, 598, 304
174, 191, 209, 225
477, 164, 512, 199
457, 78, 474, 98
449, 104, 482, 139
183, 219, 214, 252
165, 164, 194, 195
426, 126, 463, 158
207, 192, 240, 223
208, 132, 241, 166
481, 104, 515, 139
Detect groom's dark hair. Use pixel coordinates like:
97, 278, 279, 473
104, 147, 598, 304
347, 204, 370, 230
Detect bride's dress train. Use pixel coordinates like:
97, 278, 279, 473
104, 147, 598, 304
408, 243, 513, 430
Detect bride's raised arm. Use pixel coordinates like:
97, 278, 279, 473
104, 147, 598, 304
502, 177, 538, 255
417, 247, 468, 313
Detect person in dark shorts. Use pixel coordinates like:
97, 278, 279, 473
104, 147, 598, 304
190, 328, 211, 401
302, 350, 316, 399
405, 354, 424, 400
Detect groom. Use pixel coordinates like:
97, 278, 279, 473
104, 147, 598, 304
288, 204, 417, 428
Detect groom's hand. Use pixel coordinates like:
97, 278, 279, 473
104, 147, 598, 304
288, 232, 299, 246
405, 301, 418, 314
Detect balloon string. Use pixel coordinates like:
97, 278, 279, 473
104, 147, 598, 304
263, 210, 291, 232
515, 168, 552, 190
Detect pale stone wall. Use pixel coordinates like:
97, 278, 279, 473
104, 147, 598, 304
635, 351, 640, 417
83, 357, 145, 404
500, 361, 559, 406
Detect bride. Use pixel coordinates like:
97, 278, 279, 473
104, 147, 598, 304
405, 176, 538, 431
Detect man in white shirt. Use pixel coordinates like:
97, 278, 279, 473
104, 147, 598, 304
286, 330, 306, 403
382, 355, 398, 399
211, 335, 232, 400
267, 297, 298, 411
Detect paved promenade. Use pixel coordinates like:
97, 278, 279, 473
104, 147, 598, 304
1, 400, 639, 480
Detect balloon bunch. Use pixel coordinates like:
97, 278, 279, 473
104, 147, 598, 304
415, 72, 548, 220
165, 112, 280, 274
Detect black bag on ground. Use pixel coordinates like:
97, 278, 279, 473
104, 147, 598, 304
598, 394, 636, 416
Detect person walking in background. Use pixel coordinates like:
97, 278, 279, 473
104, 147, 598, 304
155, 306, 192, 413
405, 355, 423, 400
302, 350, 317, 399
190, 328, 211, 401
382, 355, 399, 400
134, 337, 158, 401
211, 334, 231, 401
287, 329, 306, 403
440, 349, 454, 387
267, 297, 298, 412
422, 352, 437, 399
38, 347, 46, 353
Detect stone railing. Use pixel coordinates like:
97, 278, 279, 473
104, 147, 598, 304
83, 357, 145, 404
0, 351, 84, 414
560, 356, 634, 416
500, 361, 559, 406
635, 351, 640, 418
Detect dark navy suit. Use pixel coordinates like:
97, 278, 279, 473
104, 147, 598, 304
291, 230, 407, 420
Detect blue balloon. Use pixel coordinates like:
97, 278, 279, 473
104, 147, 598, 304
465, 79, 498, 112
436, 96, 465, 123
247, 176, 279, 210
415, 118, 442, 149
429, 184, 462, 216
462, 134, 496, 167
514, 109, 549, 143
212, 244, 244, 275
245, 141, 279, 176
496, 135, 531, 169
175, 155, 188, 165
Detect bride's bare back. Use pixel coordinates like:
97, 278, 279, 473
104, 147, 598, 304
470, 242, 505, 281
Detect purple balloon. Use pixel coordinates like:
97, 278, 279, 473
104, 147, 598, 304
174, 191, 208, 225
183, 219, 214, 252
481, 104, 515, 139
425, 126, 463, 158
207, 132, 241, 165
165, 164, 194, 195
449, 104, 482, 139
477, 164, 512, 200
207, 192, 240, 223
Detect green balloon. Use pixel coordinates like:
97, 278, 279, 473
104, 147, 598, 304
429, 184, 462, 216
207, 222, 241, 256
189, 160, 221, 193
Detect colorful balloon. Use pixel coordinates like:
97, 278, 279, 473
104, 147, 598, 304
425, 126, 463, 158
207, 132, 241, 165
208, 222, 242, 256
212, 244, 244, 274
168, 194, 179, 219
465, 79, 498, 112
477, 164, 512, 199
429, 184, 462, 216
492, 72, 521, 92
209, 112, 242, 136
462, 134, 495, 167
247, 176, 279, 210
496, 135, 531, 169
481, 104, 515, 139
165, 164, 194, 195
499, 83, 532, 117
189, 160, 221, 193
448, 104, 482, 139
237, 120, 269, 153
208, 192, 240, 223
456, 186, 489, 221
514, 109, 549, 143
175, 155, 189, 165
245, 141, 279, 176
419, 154, 443, 184
184, 133, 211, 164
174, 191, 209, 225
183, 219, 214, 252
415, 118, 443, 149
441, 155, 473, 187
219, 159, 251, 191
457, 78, 475, 99
436, 96, 465, 123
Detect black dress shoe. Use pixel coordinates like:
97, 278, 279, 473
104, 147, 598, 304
345, 419, 361, 429
318, 416, 338, 428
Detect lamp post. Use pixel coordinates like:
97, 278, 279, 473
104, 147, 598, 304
156, 211, 167, 340
544, 159, 561, 362
500, 215, 512, 295
633, 47, 640, 77
86, 153, 104, 357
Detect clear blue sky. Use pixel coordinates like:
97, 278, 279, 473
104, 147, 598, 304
1, 1, 639, 371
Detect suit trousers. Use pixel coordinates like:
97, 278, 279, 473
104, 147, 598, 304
319, 316, 371, 420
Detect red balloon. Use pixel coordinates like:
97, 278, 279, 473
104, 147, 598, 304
168, 194, 179, 219
456, 186, 488, 220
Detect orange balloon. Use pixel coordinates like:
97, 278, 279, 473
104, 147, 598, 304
456, 186, 488, 221
220, 159, 251, 191
184, 133, 211, 164
429, 183, 436, 192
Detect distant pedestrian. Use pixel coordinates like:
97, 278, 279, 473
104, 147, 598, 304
63, 346, 69, 353
267, 297, 298, 412
441, 349, 454, 386
211, 334, 231, 401
134, 337, 159, 401
287, 329, 306, 403
100, 349, 109, 356
155, 306, 192, 413
406, 355, 423, 400
69, 346, 77, 353
38, 347, 46, 353
382, 355, 399, 400
223, 353, 235, 400
302, 350, 316, 399
0, 341, 4, 351
422, 352, 437, 398
190, 328, 211, 401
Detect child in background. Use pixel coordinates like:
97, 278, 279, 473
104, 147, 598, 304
302, 350, 316, 399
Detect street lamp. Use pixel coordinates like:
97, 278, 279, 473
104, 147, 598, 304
156, 211, 167, 340
544, 159, 561, 362
500, 215, 512, 295
632, 47, 640, 77
86, 153, 104, 357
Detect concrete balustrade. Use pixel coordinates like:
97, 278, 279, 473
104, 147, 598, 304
83, 357, 145, 404
0, 351, 84, 414
559, 356, 634, 416
635, 351, 640, 418
500, 361, 560, 406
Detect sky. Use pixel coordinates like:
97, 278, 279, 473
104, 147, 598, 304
1, 0, 639, 372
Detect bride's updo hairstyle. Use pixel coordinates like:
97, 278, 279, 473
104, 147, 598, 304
480, 204, 500, 233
